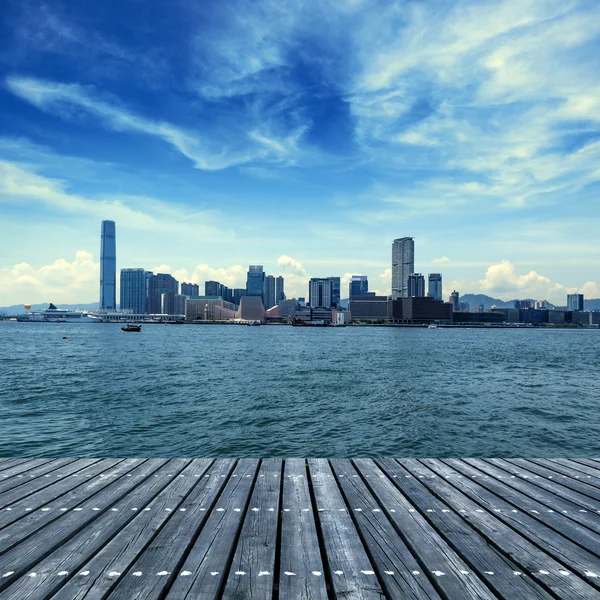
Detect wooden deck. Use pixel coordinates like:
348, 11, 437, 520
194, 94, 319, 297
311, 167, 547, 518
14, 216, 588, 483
0, 458, 599, 599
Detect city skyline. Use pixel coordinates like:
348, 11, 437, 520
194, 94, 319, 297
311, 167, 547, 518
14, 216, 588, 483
1, 1, 600, 306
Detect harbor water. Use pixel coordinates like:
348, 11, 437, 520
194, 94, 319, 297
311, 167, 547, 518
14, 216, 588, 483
1, 322, 599, 457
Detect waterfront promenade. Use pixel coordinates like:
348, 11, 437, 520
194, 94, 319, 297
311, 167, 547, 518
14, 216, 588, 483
0, 458, 599, 598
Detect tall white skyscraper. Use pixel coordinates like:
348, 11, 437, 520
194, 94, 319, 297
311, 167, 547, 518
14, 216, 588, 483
391, 237, 414, 300
428, 273, 443, 301
100, 220, 116, 310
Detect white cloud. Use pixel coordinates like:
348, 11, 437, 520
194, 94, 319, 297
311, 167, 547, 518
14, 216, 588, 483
0, 251, 99, 306
432, 256, 450, 265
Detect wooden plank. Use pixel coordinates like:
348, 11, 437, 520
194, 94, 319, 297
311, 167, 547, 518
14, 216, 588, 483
52, 459, 223, 600
0, 458, 102, 508
0, 459, 127, 547
416, 459, 600, 597
356, 459, 496, 600
0, 460, 53, 490
0, 458, 170, 590
331, 459, 443, 600
0, 459, 39, 475
278, 458, 327, 600
307, 458, 385, 600
365, 459, 552, 600
448, 460, 600, 559
547, 459, 600, 488
491, 459, 600, 506
1, 459, 209, 600
107, 458, 252, 600
162, 459, 259, 599
222, 458, 282, 600
465, 459, 600, 534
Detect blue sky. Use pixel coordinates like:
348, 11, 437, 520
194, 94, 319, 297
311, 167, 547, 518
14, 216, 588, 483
1, 0, 600, 305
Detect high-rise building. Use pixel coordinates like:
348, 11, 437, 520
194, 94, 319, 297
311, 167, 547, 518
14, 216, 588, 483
246, 265, 265, 302
233, 288, 247, 306
174, 294, 187, 315
567, 293, 584, 311
391, 237, 414, 299
427, 273, 442, 301
329, 276, 341, 307
408, 273, 425, 297
349, 275, 369, 298
100, 220, 116, 310
148, 273, 179, 314
120, 268, 148, 313
264, 275, 276, 309
205, 280, 222, 297
181, 282, 199, 296
309, 278, 332, 308
449, 290, 459, 311
276, 276, 285, 302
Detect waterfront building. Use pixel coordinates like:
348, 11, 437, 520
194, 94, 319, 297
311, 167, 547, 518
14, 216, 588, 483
329, 277, 341, 307
185, 296, 236, 321
349, 296, 388, 321
148, 273, 179, 315
278, 299, 299, 317
449, 290, 459, 311
309, 278, 332, 308
276, 276, 285, 302
120, 268, 148, 314
388, 297, 453, 323
567, 293, 584, 311
349, 275, 369, 298
310, 307, 333, 324
181, 282, 199, 296
100, 220, 117, 310
174, 294, 187, 316
408, 273, 425, 297
236, 296, 265, 321
453, 311, 504, 324
391, 237, 414, 299
233, 288, 247, 306
205, 280, 221, 297
246, 265, 265, 302
427, 273, 442, 301
264, 275, 276, 309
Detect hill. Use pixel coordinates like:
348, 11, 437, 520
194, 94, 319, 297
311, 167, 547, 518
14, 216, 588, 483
0, 302, 100, 316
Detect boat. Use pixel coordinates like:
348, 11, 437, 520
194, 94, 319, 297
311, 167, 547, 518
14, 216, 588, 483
122, 324, 142, 332
428, 324, 439, 329
288, 316, 329, 327
19, 303, 101, 323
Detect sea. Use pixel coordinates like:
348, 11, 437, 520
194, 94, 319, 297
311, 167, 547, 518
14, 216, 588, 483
1, 322, 599, 458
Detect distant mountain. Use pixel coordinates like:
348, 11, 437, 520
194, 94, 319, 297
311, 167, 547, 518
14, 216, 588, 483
585, 299, 600, 311
459, 294, 556, 310
0, 302, 99, 315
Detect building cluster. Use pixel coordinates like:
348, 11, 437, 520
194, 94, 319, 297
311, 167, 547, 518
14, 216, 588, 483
99, 221, 595, 325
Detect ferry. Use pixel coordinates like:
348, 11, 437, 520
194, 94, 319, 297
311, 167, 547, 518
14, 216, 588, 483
18, 303, 102, 323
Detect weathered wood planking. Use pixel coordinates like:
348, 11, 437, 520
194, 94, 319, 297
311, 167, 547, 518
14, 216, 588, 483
0, 457, 599, 600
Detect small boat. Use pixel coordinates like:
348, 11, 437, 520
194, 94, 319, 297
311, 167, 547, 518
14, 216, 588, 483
122, 324, 142, 332
428, 324, 439, 329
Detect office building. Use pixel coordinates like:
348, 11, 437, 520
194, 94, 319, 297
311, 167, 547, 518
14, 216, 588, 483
428, 273, 442, 301
99, 220, 116, 310
174, 294, 187, 315
276, 276, 285, 302
449, 290, 459, 311
329, 276, 341, 307
120, 268, 148, 314
349, 296, 388, 321
567, 294, 584, 312
148, 273, 179, 314
181, 282, 199, 296
391, 237, 414, 299
388, 297, 453, 323
349, 275, 369, 298
264, 275, 276, 309
309, 278, 332, 308
408, 273, 425, 297
233, 288, 247, 306
246, 265, 265, 302
205, 280, 222, 297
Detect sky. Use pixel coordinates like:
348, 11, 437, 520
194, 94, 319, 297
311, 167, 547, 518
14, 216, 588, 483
1, 0, 600, 306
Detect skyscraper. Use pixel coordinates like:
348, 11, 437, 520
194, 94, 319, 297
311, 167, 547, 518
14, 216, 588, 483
567, 293, 584, 311
427, 273, 443, 301
246, 265, 265, 302
329, 276, 341, 307
205, 280, 222, 297
181, 282, 199, 296
100, 220, 116, 310
309, 278, 332, 308
349, 275, 369, 298
148, 273, 179, 314
276, 276, 285, 302
264, 275, 276, 309
450, 290, 460, 311
391, 237, 414, 299
408, 273, 425, 297
120, 268, 148, 313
